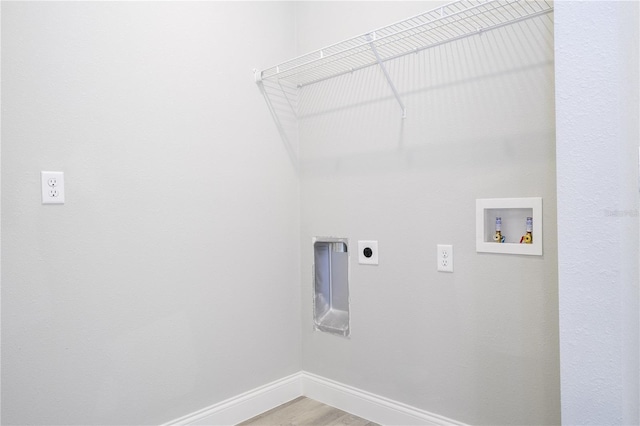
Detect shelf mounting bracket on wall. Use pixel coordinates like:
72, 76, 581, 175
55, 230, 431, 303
366, 32, 406, 119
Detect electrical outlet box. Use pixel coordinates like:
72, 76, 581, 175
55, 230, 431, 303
358, 240, 378, 265
41, 171, 65, 204
437, 244, 453, 272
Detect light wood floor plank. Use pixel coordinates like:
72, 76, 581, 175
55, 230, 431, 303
238, 397, 379, 426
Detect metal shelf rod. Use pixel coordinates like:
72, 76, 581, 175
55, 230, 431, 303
292, 5, 552, 89
255, 0, 553, 118
258, 0, 548, 83
259, 2, 479, 80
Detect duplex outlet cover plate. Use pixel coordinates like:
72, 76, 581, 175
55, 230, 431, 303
41, 171, 65, 204
437, 244, 453, 272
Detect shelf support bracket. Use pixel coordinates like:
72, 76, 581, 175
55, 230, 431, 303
366, 33, 406, 119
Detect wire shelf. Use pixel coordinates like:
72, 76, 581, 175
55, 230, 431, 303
256, 0, 553, 88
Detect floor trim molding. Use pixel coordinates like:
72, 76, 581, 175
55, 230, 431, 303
162, 371, 467, 425
161, 373, 302, 426
301, 372, 468, 426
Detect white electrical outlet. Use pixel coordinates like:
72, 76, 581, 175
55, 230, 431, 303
358, 240, 379, 265
437, 244, 453, 272
41, 171, 65, 204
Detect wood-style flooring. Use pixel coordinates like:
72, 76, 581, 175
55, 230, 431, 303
238, 397, 379, 426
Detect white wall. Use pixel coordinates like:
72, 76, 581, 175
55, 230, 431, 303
4, 2, 638, 426
296, 2, 559, 425
1, 2, 300, 424
555, 1, 640, 425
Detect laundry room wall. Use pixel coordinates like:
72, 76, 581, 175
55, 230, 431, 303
555, 1, 640, 424
296, 2, 560, 425
1, 2, 300, 424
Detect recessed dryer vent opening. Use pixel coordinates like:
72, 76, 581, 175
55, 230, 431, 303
313, 238, 350, 337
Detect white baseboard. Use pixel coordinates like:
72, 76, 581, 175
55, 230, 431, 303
161, 372, 302, 426
162, 371, 467, 426
301, 372, 468, 426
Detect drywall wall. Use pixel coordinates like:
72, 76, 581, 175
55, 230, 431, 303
555, 1, 640, 425
296, 2, 559, 425
1, 2, 300, 424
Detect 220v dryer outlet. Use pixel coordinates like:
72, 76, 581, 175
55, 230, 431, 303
358, 240, 379, 265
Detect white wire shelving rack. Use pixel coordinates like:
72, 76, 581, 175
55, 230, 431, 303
255, 0, 553, 118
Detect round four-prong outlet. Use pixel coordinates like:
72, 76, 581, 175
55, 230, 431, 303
358, 240, 378, 265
